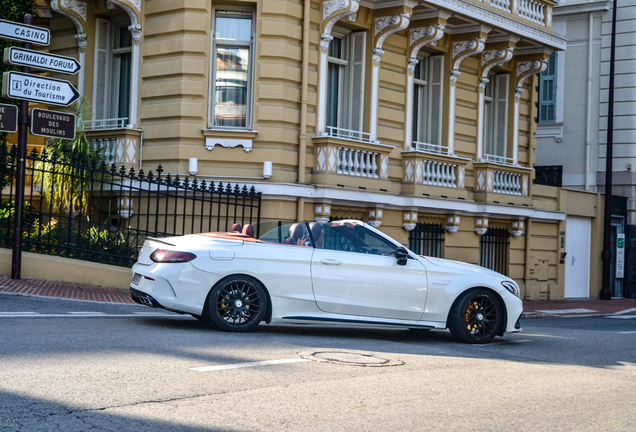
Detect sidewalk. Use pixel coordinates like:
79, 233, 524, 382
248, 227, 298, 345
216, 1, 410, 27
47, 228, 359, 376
0, 275, 135, 304
522, 297, 636, 318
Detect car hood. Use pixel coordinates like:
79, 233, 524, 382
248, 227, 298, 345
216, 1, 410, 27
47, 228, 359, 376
421, 256, 508, 280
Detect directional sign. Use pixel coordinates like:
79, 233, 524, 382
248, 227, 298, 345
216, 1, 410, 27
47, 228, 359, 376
30, 108, 76, 140
2, 71, 79, 106
4, 47, 81, 75
0, 19, 49, 46
0, 103, 18, 133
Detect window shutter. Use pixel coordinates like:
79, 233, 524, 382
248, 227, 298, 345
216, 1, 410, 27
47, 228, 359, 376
428, 55, 444, 146
539, 52, 557, 123
493, 74, 509, 157
348, 32, 366, 132
93, 18, 111, 120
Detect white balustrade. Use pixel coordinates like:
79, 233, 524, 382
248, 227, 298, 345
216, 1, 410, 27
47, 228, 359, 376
489, 0, 511, 13
518, 0, 545, 25
337, 147, 379, 178
422, 160, 457, 188
493, 170, 522, 195
89, 138, 117, 164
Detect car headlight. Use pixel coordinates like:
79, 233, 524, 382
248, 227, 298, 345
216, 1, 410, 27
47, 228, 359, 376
501, 281, 520, 297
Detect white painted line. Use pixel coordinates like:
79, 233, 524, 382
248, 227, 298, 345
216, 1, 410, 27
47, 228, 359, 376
0, 311, 38, 315
610, 308, 636, 315
190, 358, 311, 372
618, 331, 636, 334
606, 315, 636, 320
0, 312, 186, 318
68, 312, 107, 315
535, 308, 597, 314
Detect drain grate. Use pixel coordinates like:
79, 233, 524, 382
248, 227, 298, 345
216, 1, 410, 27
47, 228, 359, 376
299, 350, 404, 367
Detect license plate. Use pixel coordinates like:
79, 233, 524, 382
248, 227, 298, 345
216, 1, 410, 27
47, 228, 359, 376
132, 273, 141, 285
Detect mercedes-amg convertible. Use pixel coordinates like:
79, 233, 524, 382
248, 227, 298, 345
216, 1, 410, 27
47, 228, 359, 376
130, 220, 523, 343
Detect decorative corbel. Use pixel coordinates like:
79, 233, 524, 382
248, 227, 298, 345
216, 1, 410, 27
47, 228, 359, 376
479, 48, 514, 90
451, 38, 486, 84
446, 214, 460, 234
475, 217, 488, 236
403, 211, 418, 232
368, 207, 383, 228
314, 203, 332, 224
50, 1, 87, 98
515, 58, 548, 99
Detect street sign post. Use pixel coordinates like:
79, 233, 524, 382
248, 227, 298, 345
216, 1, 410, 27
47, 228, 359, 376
0, 103, 18, 133
30, 108, 75, 140
4, 47, 81, 74
0, 19, 49, 45
2, 71, 80, 106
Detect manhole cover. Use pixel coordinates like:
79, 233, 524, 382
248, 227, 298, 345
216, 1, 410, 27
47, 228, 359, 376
299, 350, 404, 367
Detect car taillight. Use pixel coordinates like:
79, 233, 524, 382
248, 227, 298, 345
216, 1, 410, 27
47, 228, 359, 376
150, 249, 197, 263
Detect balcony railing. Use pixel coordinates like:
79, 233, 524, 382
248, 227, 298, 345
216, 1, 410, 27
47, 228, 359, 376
488, 0, 511, 13
336, 148, 379, 178
518, 0, 546, 26
85, 128, 141, 167
83, 117, 129, 131
411, 141, 452, 156
326, 126, 378, 144
493, 170, 522, 195
421, 160, 457, 188
484, 153, 516, 166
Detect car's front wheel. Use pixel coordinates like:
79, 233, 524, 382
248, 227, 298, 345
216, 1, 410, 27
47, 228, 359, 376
448, 288, 503, 344
205, 275, 268, 332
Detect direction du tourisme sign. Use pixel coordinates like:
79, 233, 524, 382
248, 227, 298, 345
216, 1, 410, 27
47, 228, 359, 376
3, 71, 80, 106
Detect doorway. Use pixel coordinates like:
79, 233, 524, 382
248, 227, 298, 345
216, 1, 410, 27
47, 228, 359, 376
564, 216, 591, 298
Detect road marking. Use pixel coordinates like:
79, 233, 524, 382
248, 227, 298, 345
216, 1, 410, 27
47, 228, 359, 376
0, 312, 185, 318
606, 315, 636, 320
618, 331, 636, 334
190, 358, 311, 372
535, 308, 597, 314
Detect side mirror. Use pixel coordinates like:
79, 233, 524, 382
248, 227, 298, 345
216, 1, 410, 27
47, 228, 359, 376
396, 246, 409, 266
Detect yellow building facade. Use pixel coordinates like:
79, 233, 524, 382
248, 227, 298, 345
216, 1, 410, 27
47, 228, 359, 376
39, 0, 603, 300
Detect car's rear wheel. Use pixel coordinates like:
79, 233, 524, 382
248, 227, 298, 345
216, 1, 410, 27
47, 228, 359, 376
206, 275, 267, 332
448, 288, 502, 344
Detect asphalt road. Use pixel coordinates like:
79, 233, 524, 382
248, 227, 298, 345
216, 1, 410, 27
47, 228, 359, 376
0, 293, 634, 432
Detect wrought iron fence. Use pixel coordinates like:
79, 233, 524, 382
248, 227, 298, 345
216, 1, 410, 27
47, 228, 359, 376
0, 143, 261, 267
408, 223, 445, 257
479, 228, 510, 275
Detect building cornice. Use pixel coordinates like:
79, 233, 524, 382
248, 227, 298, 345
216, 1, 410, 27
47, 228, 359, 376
553, 1, 611, 17
421, 0, 566, 50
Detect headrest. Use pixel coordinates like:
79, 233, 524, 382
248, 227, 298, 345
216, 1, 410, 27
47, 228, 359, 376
231, 223, 242, 233
242, 224, 254, 238
309, 222, 322, 241
289, 223, 304, 239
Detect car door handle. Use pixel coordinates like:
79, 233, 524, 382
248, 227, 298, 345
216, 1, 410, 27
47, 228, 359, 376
321, 259, 341, 266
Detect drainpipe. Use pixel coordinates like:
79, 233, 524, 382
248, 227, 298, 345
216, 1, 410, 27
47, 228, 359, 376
584, 12, 594, 191
297, 0, 310, 221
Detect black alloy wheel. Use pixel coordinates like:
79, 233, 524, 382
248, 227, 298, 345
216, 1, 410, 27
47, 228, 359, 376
448, 288, 502, 344
206, 275, 267, 332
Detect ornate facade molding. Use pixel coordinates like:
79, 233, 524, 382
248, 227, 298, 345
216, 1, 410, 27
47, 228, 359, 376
408, 24, 445, 74
451, 38, 486, 83
50, 0, 86, 51
107, 0, 142, 41
421, 0, 565, 50
322, 0, 359, 37
479, 47, 514, 90
515, 59, 548, 99
374, 13, 410, 55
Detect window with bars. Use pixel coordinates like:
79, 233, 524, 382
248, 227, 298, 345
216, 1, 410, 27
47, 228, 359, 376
484, 74, 509, 159
408, 223, 445, 258
534, 165, 562, 187
538, 52, 557, 123
479, 228, 510, 275
412, 55, 444, 147
326, 30, 366, 135
209, 9, 254, 129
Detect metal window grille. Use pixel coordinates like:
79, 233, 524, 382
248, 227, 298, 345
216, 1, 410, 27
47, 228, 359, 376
0, 143, 261, 268
479, 228, 510, 275
408, 223, 445, 257
533, 165, 562, 187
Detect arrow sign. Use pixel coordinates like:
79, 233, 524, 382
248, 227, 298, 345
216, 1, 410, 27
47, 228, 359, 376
0, 19, 49, 46
2, 71, 80, 106
4, 47, 81, 75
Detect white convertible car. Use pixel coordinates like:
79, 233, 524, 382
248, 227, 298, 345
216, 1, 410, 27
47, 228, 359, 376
130, 220, 523, 344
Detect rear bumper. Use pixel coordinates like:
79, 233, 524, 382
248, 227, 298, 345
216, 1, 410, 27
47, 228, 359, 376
130, 287, 164, 308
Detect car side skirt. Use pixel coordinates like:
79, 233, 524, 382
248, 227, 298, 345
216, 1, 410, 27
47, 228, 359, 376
277, 315, 445, 329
